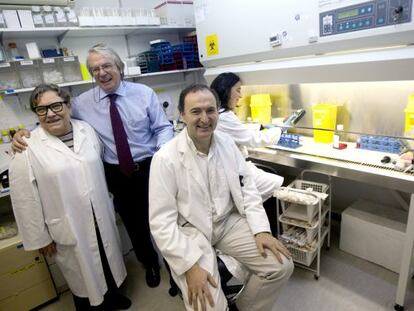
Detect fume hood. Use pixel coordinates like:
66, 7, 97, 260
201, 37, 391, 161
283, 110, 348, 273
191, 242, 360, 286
194, 0, 414, 84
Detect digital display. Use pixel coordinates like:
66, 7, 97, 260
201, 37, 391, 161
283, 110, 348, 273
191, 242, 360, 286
337, 9, 359, 20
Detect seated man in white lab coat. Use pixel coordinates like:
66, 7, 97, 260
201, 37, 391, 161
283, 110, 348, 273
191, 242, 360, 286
149, 84, 294, 311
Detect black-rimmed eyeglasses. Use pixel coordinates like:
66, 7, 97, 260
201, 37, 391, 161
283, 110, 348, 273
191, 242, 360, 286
34, 101, 68, 116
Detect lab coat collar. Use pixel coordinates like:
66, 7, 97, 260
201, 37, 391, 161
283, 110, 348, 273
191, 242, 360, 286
177, 128, 208, 190
38, 120, 86, 160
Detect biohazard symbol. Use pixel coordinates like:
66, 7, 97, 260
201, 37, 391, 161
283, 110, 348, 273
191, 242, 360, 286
205, 34, 219, 56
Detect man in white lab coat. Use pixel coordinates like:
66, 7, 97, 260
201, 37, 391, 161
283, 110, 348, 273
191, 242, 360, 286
149, 84, 294, 311
9, 84, 129, 310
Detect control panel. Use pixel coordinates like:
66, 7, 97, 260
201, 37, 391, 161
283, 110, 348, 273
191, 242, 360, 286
320, 0, 412, 36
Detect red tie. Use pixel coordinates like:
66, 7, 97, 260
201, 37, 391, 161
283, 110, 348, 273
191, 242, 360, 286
108, 94, 135, 176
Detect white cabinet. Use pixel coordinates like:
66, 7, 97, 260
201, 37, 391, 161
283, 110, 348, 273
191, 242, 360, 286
0, 195, 57, 310
0, 235, 57, 310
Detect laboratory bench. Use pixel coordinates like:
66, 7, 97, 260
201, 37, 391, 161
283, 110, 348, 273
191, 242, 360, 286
247, 136, 414, 310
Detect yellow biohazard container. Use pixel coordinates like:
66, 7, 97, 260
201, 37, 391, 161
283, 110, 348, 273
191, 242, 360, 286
250, 94, 272, 124
80, 63, 91, 81
312, 103, 338, 143
404, 94, 414, 135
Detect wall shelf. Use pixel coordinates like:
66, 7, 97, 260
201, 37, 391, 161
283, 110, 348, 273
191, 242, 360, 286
1, 67, 204, 95
0, 25, 195, 42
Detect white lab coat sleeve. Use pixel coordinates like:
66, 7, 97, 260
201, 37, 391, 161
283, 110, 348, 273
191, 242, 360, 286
218, 111, 281, 147
9, 152, 53, 251
233, 144, 271, 235
149, 150, 204, 276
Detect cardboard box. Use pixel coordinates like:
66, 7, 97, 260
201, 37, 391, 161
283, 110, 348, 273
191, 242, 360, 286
340, 199, 407, 273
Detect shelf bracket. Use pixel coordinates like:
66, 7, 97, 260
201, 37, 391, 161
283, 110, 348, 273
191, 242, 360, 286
57, 29, 70, 45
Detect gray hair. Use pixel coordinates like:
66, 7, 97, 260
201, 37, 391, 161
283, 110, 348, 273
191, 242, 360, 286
87, 43, 125, 78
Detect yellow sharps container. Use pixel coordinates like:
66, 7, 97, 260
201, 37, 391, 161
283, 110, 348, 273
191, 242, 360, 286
250, 94, 272, 124
405, 94, 414, 136
312, 103, 338, 143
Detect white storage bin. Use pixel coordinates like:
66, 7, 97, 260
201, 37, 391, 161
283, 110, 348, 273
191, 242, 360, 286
155, 1, 189, 26
0, 10, 7, 28
182, 1, 195, 26
0, 62, 21, 91
340, 199, 408, 273
3, 10, 21, 29
281, 201, 318, 223
284, 226, 327, 266
280, 209, 327, 244
40, 58, 64, 84
58, 56, 82, 83
288, 179, 329, 194
287, 244, 318, 266
16, 60, 42, 88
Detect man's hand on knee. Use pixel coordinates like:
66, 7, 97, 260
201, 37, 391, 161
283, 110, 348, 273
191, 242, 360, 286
11, 129, 30, 153
185, 263, 217, 311
255, 232, 291, 264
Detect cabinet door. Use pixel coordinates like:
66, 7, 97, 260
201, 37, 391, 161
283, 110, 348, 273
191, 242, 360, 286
0, 243, 57, 310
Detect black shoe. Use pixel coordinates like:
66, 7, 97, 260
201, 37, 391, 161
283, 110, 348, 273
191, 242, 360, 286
145, 266, 161, 288
106, 292, 132, 310
168, 284, 179, 297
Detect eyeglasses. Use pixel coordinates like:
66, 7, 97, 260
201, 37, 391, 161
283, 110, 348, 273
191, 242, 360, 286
34, 101, 68, 116
90, 63, 115, 76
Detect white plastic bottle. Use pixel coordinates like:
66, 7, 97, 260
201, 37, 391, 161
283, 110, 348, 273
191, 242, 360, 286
64, 6, 78, 26
333, 124, 343, 149
42, 6, 56, 27
54, 7, 68, 27
32, 6, 45, 27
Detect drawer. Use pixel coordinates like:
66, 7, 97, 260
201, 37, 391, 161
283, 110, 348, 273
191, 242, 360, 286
0, 254, 51, 301
0, 278, 56, 311
0, 242, 40, 275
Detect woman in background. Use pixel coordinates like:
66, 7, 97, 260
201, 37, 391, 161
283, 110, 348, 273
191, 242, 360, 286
211, 72, 284, 201
9, 84, 130, 311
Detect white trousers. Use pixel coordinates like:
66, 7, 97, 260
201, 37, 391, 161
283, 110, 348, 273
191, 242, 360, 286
172, 214, 294, 311
247, 161, 284, 201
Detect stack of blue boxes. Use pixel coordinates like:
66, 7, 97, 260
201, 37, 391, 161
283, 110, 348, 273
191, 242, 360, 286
359, 135, 402, 153
172, 40, 201, 69
150, 41, 176, 71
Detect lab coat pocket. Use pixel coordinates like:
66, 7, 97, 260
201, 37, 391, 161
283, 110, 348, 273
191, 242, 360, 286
46, 217, 77, 246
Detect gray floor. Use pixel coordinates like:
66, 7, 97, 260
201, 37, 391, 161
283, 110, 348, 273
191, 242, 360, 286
40, 221, 414, 311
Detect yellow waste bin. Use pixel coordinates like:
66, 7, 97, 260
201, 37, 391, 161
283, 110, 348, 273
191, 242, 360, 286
312, 103, 338, 143
405, 94, 414, 136
250, 94, 272, 124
